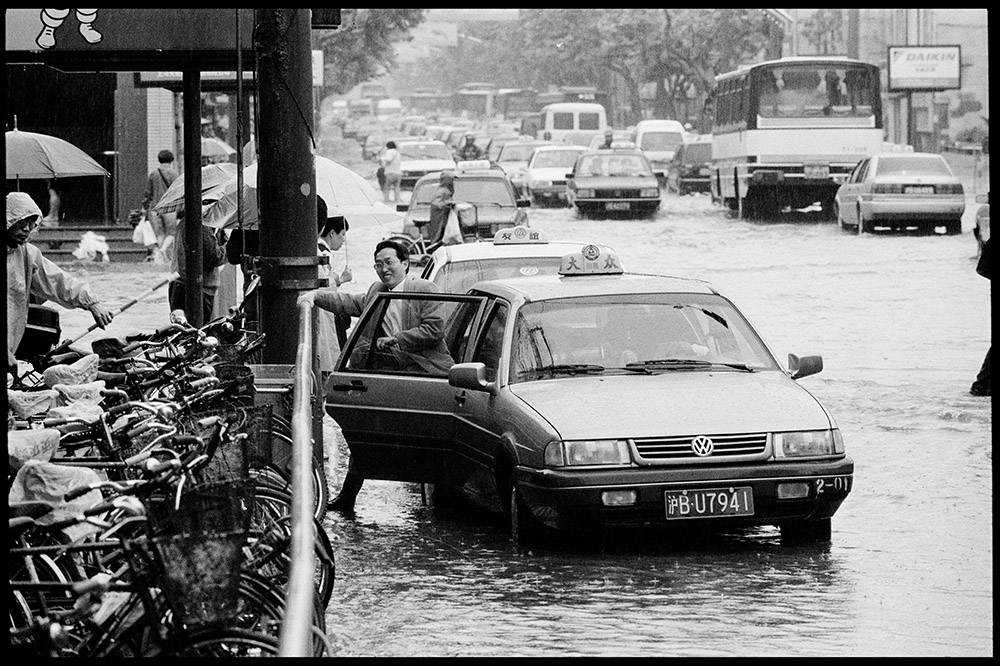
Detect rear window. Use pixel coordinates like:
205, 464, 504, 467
434, 257, 564, 294
640, 131, 684, 152
398, 143, 452, 160
875, 156, 952, 176
412, 179, 515, 206
498, 144, 541, 162
683, 143, 712, 163
531, 150, 584, 169
578, 113, 601, 130
552, 113, 574, 130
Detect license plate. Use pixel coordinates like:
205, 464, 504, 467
804, 164, 829, 179
905, 186, 934, 194
665, 487, 754, 519
606, 202, 630, 211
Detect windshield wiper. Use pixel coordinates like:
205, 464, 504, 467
526, 364, 606, 376
626, 359, 755, 372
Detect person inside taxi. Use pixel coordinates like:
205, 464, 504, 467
7, 192, 114, 374
297, 239, 454, 513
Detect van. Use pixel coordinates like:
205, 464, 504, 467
537, 102, 607, 145
634, 119, 687, 172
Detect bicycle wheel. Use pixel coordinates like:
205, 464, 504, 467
169, 627, 280, 657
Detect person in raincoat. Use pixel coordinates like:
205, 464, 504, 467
315, 196, 352, 375
6, 192, 114, 372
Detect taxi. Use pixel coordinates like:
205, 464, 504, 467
325, 247, 853, 547
420, 226, 620, 295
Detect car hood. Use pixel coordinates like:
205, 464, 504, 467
571, 175, 658, 188
508, 372, 830, 440
402, 159, 455, 172
499, 161, 529, 174
527, 167, 573, 181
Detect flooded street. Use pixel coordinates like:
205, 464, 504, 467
52, 187, 991, 656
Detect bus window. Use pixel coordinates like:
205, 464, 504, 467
760, 66, 878, 119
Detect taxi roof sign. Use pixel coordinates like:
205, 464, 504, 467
493, 225, 547, 245
456, 159, 492, 172
559, 245, 623, 276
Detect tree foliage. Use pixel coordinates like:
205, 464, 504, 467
800, 9, 844, 56
314, 8, 425, 96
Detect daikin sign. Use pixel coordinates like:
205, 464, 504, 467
887, 45, 962, 92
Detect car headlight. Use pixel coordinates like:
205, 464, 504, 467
773, 429, 843, 458
544, 439, 631, 467
575, 188, 595, 199
529, 179, 551, 189
640, 188, 659, 197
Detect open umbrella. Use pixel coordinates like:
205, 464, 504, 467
152, 162, 238, 215
6, 128, 109, 180
203, 154, 402, 230
202, 136, 236, 160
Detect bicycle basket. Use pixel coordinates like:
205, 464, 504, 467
212, 363, 255, 404
145, 479, 252, 536
151, 529, 245, 627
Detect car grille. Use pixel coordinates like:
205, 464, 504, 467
633, 433, 768, 461
596, 189, 641, 198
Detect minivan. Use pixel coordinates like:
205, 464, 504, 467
635, 119, 687, 173
537, 102, 608, 146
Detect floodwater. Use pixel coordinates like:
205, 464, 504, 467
48, 178, 991, 656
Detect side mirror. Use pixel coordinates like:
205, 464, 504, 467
516, 198, 531, 208
653, 171, 665, 178
396, 204, 409, 212
565, 173, 574, 179
788, 353, 823, 380
448, 362, 496, 394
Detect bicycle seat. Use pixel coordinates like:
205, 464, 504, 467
8, 501, 54, 520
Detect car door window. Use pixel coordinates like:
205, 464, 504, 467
471, 301, 509, 382
856, 158, 871, 183
340, 293, 485, 378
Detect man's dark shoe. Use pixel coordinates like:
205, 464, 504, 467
327, 472, 364, 513
327, 492, 356, 513
969, 383, 990, 397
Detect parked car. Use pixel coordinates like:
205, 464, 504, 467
485, 134, 525, 162
974, 192, 990, 257
325, 246, 853, 546
420, 225, 620, 295
834, 152, 965, 234
493, 140, 553, 196
522, 145, 588, 207
397, 162, 529, 242
665, 136, 713, 195
394, 140, 456, 190
566, 149, 663, 218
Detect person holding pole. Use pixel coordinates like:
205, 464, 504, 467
6, 192, 114, 374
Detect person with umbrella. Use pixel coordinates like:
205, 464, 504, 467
140, 149, 179, 262
6, 192, 113, 374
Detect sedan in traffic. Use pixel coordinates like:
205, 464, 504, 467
834, 152, 965, 234
325, 246, 853, 547
566, 149, 663, 218
522, 145, 587, 207
396, 140, 457, 189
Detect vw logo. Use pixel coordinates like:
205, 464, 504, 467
691, 435, 714, 457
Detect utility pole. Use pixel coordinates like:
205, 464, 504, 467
254, 9, 319, 364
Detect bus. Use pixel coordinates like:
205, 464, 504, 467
535, 86, 610, 112
452, 82, 497, 119
404, 89, 451, 116
709, 56, 882, 218
496, 88, 537, 121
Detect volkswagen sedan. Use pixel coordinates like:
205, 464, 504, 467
325, 247, 853, 547
566, 150, 663, 218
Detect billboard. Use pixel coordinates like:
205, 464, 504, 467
887, 45, 962, 92
5, 9, 254, 70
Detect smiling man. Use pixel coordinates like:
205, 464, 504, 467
297, 238, 455, 513
6, 192, 114, 373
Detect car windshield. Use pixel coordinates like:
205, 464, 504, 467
398, 143, 452, 160
640, 131, 684, 151
682, 143, 712, 163
575, 154, 651, 177
510, 294, 779, 383
434, 256, 564, 294
412, 178, 514, 206
530, 150, 583, 169
499, 144, 542, 162
875, 156, 952, 176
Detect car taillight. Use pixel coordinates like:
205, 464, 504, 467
937, 184, 964, 195
872, 184, 904, 194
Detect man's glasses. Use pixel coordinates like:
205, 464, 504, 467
373, 259, 401, 270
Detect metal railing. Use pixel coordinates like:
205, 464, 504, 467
278, 301, 318, 656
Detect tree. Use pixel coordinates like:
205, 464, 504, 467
800, 9, 843, 56
314, 9, 425, 97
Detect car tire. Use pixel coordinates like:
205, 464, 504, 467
780, 518, 832, 542
944, 219, 962, 235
